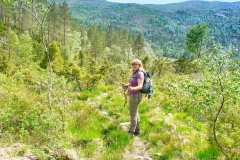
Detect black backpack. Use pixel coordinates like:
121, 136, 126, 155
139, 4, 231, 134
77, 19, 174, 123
140, 71, 153, 98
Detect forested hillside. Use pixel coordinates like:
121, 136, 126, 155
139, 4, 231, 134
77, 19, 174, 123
0, 0, 240, 160
60, 0, 240, 58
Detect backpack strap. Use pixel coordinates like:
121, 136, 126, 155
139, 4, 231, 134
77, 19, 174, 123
139, 70, 150, 79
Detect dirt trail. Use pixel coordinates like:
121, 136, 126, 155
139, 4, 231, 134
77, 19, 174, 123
123, 136, 152, 160
91, 93, 152, 160
120, 122, 152, 160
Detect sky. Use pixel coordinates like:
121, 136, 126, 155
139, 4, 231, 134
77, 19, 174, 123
107, 0, 239, 4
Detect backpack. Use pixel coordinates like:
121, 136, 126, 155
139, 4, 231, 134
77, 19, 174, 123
140, 70, 153, 98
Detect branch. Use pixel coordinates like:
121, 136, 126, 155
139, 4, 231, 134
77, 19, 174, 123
39, 0, 55, 48
212, 74, 230, 159
33, 0, 56, 109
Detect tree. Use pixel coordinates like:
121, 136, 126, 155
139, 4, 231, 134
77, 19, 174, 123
88, 26, 104, 61
18, 32, 33, 59
186, 24, 209, 58
47, 2, 61, 43
106, 24, 114, 48
41, 41, 63, 73
133, 33, 144, 57
62, 1, 69, 46
7, 30, 19, 59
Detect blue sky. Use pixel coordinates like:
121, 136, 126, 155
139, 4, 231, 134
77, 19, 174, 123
107, 0, 239, 4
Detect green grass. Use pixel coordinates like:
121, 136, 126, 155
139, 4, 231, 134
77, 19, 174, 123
65, 99, 132, 158
67, 102, 107, 141
103, 127, 130, 151
196, 146, 219, 160
101, 125, 131, 160
1, 63, 237, 159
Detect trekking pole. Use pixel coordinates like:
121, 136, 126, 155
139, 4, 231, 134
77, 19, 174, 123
121, 83, 128, 107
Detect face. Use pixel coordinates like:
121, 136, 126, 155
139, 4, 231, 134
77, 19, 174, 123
132, 63, 140, 71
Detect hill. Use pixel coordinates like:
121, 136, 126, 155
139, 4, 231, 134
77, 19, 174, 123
61, 0, 240, 57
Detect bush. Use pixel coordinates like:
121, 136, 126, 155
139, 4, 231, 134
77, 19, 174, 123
0, 97, 62, 144
40, 41, 64, 74
174, 58, 200, 74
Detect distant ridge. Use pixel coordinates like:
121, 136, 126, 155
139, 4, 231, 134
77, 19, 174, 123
58, 0, 240, 57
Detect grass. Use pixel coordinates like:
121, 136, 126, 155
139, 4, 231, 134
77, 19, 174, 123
65, 95, 133, 158
0, 68, 232, 159
196, 146, 219, 160
103, 126, 131, 151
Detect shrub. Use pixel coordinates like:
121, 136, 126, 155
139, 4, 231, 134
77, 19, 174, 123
0, 87, 62, 144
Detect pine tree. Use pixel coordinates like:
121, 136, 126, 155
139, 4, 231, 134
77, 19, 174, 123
88, 26, 104, 61
186, 24, 209, 58
133, 33, 144, 57
62, 1, 69, 46
106, 24, 114, 48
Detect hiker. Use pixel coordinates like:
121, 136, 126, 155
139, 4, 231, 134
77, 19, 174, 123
122, 58, 145, 136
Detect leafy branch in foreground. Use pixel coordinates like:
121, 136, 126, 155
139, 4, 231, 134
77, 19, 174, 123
202, 44, 240, 159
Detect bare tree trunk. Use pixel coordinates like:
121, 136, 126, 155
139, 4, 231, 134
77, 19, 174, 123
6, 16, 10, 31
8, 46, 11, 60
28, 0, 56, 110
60, 90, 67, 132
0, 3, 3, 23
47, 58, 53, 109
63, 11, 66, 46
18, 1, 22, 32
32, 0, 35, 28
48, 23, 50, 43
43, 2, 56, 110
52, 8, 56, 41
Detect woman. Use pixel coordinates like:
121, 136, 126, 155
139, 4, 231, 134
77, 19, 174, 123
123, 58, 144, 136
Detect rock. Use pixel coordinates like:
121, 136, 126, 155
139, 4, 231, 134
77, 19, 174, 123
123, 137, 152, 160
65, 149, 80, 160
100, 111, 109, 117
10, 155, 38, 160
164, 113, 173, 125
120, 122, 130, 132
51, 148, 80, 160
0, 143, 38, 160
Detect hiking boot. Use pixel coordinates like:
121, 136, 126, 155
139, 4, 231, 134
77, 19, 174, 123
134, 130, 140, 136
128, 130, 134, 137
128, 130, 133, 134
134, 125, 140, 136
